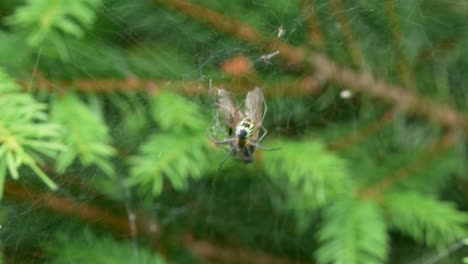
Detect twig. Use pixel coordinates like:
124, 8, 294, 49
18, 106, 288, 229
3, 180, 307, 264
329, 0, 367, 69
153, 0, 468, 136
3, 180, 134, 236
153, 0, 306, 67
359, 131, 456, 199
18, 77, 322, 97
301, 0, 325, 49
182, 235, 307, 264
312, 54, 468, 134
327, 110, 395, 151
418, 34, 460, 63
383, 0, 417, 88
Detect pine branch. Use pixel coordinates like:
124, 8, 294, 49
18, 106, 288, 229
3, 180, 134, 235
153, 0, 306, 67
327, 110, 395, 151
360, 131, 456, 199
384, 191, 468, 248
264, 140, 351, 220
51, 93, 116, 176
317, 198, 388, 264
3, 179, 306, 264
154, 0, 468, 136
18, 76, 322, 97
7, 0, 101, 59
302, 0, 325, 49
127, 93, 211, 196
0, 69, 64, 195
312, 54, 468, 134
418, 34, 460, 63
383, 0, 417, 89
182, 235, 307, 264
329, 0, 368, 69
46, 230, 166, 264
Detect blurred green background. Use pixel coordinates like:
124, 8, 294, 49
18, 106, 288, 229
0, 0, 467, 263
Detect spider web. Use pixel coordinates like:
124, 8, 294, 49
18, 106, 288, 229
1, 1, 467, 264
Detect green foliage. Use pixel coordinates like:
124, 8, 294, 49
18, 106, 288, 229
45, 230, 166, 264
316, 198, 389, 264
108, 94, 150, 147
0, 0, 467, 263
6, 0, 101, 60
0, 69, 64, 194
51, 93, 116, 176
463, 238, 468, 264
7, 0, 101, 43
385, 191, 468, 248
127, 92, 211, 196
151, 92, 208, 133
128, 44, 199, 79
264, 139, 351, 211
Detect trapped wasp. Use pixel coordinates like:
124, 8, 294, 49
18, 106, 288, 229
210, 87, 279, 168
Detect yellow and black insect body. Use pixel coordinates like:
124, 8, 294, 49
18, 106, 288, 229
210, 87, 278, 168
233, 117, 256, 163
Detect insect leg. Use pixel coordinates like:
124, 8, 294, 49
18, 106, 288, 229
242, 144, 255, 163
219, 144, 237, 170
258, 126, 268, 142
210, 137, 236, 145
262, 95, 267, 125
249, 141, 280, 151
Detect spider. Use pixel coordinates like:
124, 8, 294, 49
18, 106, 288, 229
210, 87, 279, 168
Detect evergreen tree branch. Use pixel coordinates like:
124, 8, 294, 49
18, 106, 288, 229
383, 0, 417, 88
127, 93, 211, 196
329, 0, 368, 69
7, 0, 102, 60
154, 0, 468, 136
51, 93, 116, 176
3, 179, 134, 236
327, 110, 395, 151
0, 69, 64, 195
182, 235, 307, 264
312, 54, 468, 134
385, 191, 467, 248
3, 179, 306, 264
153, 0, 306, 67
360, 131, 456, 199
301, 0, 325, 49
418, 34, 460, 63
18, 76, 322, 97
46, 230, 166, 264
317, 199, 389, 264
264, 139, 352, 230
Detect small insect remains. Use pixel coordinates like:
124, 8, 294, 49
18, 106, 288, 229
210, 86, 279, 168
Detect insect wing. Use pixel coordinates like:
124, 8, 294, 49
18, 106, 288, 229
245, 87, 266, 139
215, 88, 244, 129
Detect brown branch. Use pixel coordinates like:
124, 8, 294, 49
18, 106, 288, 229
329, 0, 367, 69
418, 34, 460, 63
153, 0, 306, 68
19, 77, 162, 94
182, 235, 306, 264
302, 0, 325, 49
383, 0, 417, 89
311, 54, 468, 134
153, 0, 468, 136
3, 180, 134, 236
3, 180, 306, 264
359, 131, 456, 199
327, 110, 395, 151
19, 76, 322, 97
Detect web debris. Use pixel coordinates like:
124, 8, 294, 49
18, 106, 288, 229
258, 51, 280, 64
